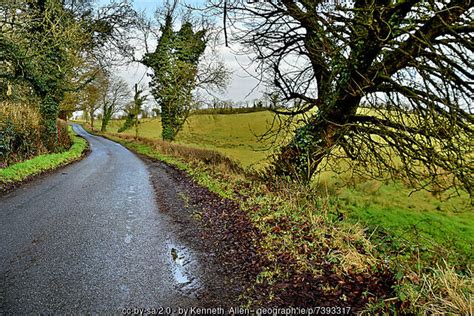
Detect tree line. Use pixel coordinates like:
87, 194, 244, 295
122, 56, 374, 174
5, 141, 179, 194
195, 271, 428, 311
1, 0, 136, 149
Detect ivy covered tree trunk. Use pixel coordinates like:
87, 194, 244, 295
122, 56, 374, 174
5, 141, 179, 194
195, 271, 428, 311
143, 12, 206, 142
101, 114, 110, 132
275, 96, 361, 182
27, 0, 68, 151
160, 102, 175, 141
101, 107, 113, 132
39, 94, 61, 150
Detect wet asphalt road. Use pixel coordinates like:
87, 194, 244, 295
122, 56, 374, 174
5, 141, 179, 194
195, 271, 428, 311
0, 124, 202, 313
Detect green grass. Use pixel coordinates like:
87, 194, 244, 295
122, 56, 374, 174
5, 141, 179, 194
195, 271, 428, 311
95, 133, 235, 199
102, 112, 472, 267
0, 127, 88, 186
338, 182, 473, 267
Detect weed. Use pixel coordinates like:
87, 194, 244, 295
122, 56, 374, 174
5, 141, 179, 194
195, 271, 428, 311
394, 261, 473, 315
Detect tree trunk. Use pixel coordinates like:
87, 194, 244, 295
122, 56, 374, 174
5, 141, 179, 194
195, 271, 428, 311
274, 120, 335, 182
274, 96, 360, 182
101, 110, 110, 132
135, 115, 139, 140
161, 103, 175, 141
101, 117, 107, 132
90, 111, 94, 130
39, 94, 59, 151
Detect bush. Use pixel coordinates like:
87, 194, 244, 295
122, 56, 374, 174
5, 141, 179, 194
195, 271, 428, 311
0, 102, 73, 166
57, 119, 72, 150
0, 126, 87, 187
0, 102, 46, 166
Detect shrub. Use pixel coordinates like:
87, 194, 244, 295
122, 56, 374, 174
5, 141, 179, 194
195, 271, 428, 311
0, 102, 73, 166
0, 101, 46, 166
57, 119, 72, 150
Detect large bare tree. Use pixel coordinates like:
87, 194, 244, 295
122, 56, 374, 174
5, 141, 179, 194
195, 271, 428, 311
210, 0, 473, 195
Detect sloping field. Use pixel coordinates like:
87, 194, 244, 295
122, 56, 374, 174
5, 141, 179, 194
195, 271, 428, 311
106, 111, 281, 168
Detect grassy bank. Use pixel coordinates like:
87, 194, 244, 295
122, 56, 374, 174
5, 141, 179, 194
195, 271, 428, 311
0, 126, 88, 190
85, 124, 472, 314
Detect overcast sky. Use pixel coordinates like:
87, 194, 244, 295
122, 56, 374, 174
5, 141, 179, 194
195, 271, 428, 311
100, 0, 264, 103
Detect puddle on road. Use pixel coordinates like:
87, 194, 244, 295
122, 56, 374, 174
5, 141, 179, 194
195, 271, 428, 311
168, 243, 201, 298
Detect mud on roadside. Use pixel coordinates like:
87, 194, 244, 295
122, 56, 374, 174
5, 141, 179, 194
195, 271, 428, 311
142, 155, 264, 308
141, 154, 395, 313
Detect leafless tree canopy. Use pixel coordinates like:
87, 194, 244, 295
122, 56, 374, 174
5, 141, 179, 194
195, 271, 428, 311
208, 0, 473, 196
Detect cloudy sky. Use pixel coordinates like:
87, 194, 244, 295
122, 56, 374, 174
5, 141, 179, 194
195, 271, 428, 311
101, 0, 264, 103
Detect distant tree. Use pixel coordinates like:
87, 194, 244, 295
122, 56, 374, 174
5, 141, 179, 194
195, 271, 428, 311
265, 92, 281, 109
59, 91, 81, 120
118, 84, 147, 139
214, 0, 473, 195
100, 76, 130, 131
152, 108, 161, 117
81, 70, 107, 130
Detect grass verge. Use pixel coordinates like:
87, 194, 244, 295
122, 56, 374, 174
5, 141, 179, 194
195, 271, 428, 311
0, 126, 88, 191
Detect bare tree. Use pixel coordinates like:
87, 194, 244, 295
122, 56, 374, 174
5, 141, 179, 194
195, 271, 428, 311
100, 76, 130, 131
80, 68, 108, 130
118, 84, 147, 139
208, 0, 473, 196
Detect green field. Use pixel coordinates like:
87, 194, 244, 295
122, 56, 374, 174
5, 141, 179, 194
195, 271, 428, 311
105, 111, 281, 168
103, 112, 472, 267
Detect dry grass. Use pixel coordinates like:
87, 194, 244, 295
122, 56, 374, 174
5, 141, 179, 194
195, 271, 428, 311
423, 264, 472, 315
105, 132, 245, 175
0, 101, 41, 123
398, 261, 473, 315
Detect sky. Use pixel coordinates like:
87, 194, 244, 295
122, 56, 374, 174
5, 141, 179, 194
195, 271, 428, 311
100, 0, 264, 103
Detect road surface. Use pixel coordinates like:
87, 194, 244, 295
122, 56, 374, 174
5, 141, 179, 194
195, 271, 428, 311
0, 124, 206, 313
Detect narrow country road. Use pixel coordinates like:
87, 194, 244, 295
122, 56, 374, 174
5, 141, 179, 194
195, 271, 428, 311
0, 124, 208, 313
